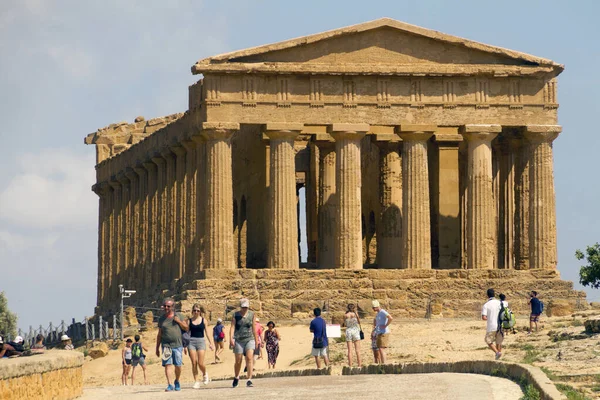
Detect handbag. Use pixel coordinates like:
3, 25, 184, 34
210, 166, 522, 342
312, 318, 326, 348
356, 304, 365, 340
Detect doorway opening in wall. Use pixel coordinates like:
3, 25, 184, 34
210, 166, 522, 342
298, 185, 308, 263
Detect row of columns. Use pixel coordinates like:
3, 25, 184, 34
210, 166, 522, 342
94, 121, 560, 304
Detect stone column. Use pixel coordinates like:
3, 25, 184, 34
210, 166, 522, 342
307, 142, 319, 264
108, 178, 121, 302
182, 139, 197, 276
374, 139, 402, 269
514, 134, 531, 270
316, 140, 336, 269
133, 165, 147, 291
151, 154, 166, 285
462, 124, 502, 269
525, 125, 561, 269
191, 134, 206, 270
265, 123, 303, 269
142, 161, 158, 289
397, 125, 436, 269
433, 132, 462, 269
161, 148, 175, 282
330, 124, 369, 269
171, 145, 187, 280
116, 172, 130, 289
92, 182, 111, 307
201, 123, 239, 270
125, 168, 139, 288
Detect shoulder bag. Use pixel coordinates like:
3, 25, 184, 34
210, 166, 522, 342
355, 307, 365, 340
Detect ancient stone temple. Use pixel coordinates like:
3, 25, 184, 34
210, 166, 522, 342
86, 18, 585, 318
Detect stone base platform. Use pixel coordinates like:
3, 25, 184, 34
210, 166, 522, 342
147, 269, 587, 321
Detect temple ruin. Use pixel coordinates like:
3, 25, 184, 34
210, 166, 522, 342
85, 18, 585, 318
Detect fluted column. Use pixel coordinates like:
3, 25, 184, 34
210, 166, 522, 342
125, 168, 139, 288
116, 172, 130, 290
151, 154, 166, 284
142, 161, 157, 289
160, 148, 175, 282
374, 140, 402, 269
133, 166, 147, 291
108, 178, 121, 302
462, 124, 501, 269
171, 145, 187, 280
92, 182, 111, 307
397, 125, 435, 269
265, 123, 303, 269
525, 125, 561, 269
514, 134, 531, 270
330, 124, 368, 269
182, 139, 197, 276
201, 123, 239, 270
316, 141, 336, 269
191, 134, 206, 271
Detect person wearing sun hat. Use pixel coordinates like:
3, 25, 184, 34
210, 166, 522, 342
229, 298, 258, 388
61, 334, 74, 350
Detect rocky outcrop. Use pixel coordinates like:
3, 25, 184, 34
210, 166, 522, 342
88, 342, 109, 359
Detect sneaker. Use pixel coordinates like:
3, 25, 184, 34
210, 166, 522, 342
193, 381, 201, 389
495, 352, 502, 360
246, 380, 253, 387
165, 384, 174, 392
232, 377, 239, 388
203, 374, 210, 385
174, 380, 181, 391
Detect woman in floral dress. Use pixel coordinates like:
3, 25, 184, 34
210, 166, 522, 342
263, 321, 281, 368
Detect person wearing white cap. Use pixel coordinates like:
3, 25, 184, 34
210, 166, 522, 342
371, 300, 392, 364
229, 298, 258, 388
61, 334, 74, 350
212, 317, 226, 364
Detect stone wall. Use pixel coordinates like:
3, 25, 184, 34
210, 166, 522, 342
0, 351, 84, 400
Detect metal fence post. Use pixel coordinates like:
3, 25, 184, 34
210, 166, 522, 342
104, 321, 109, 341
91, 323, 95, 341
113, 315, 117, 341
48, 322, 54, 343
85, 317, 89, 341
60, 320, 66, 335
29, 326, 34, 347
98, 317, 103, 340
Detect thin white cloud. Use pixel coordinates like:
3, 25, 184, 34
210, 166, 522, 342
0, 149, 96, 229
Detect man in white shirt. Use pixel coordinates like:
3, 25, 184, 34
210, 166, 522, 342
481, 288, 503, 360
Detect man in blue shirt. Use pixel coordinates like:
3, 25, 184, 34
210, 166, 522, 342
528, 291, 543, 334
309, 308, 329, 368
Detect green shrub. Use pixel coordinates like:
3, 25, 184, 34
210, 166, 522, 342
520, 384, 541, 400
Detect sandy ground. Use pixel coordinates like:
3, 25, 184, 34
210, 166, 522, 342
82, 312, 600, 397
80, 373, 523, 400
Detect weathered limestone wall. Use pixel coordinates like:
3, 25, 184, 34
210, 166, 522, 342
0, 351, 83, 400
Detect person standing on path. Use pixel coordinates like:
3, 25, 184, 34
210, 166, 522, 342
372, 300, 392, 365
343, 304, 362, 367
263, 321, 281, 369
482, 288, 503, 360
309, 307, 329, 368
254, 318, 264, 361
121, 338, 133, 386
186, 303, 215, 389
230, 298, 258, 388
131, 335, 149, 385
212, 318, 226, 363
528, 291, 543, 334
156, 297, 189, 392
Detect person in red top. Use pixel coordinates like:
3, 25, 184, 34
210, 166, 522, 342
254, 318, 264, 360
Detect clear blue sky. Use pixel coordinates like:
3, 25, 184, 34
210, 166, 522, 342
1, 0, 598, 331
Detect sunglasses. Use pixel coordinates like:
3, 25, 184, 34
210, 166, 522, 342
163, 305, 172, 308
193, 309, 200, 312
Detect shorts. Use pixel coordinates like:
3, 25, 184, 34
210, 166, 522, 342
346, 328, 361, 342
123, 359, 132, 365
161, 346, 183, 367
188, 337, 206, 351
530, 314, 540, 322
484, 331, 504, 346
233, 339, 255, 355
311, 346, 328, 357
132, 357, 145, 367
376, 333, 389, 348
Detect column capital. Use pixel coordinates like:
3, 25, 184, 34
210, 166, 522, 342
524, 125, 561, 143
434, 129, 463, 147
397, 131, 433, 142
181, 139, 196, 151
108, 177, 121, 189
160, 147, 175, 160
170, 144, 186, 156
328, 123, 370, 136
92, 181, 111, 196
372, 138, 400, 151
124, 168, 137, 182
461, 124, 502, 142
133, 164, 147, 177
142, 160, 157, 172
151, 153, 166, 166
116, 171, 130, 186
200, 122, 239, 141
265, 126, 301, 141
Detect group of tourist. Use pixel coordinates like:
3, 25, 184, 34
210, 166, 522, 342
481, 288, 544, 360
310, 300, 393, 369
0, 333, 73, 359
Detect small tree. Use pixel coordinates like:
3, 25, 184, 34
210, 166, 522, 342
0, 291, 17, 338
576, 243, 600, 289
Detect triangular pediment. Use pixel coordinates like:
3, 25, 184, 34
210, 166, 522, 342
193, 18, 561, 72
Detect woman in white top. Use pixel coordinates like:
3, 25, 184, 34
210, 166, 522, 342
343, 304, 362, 367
